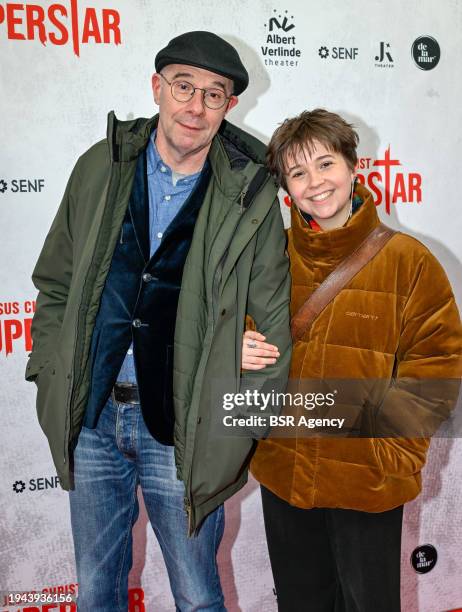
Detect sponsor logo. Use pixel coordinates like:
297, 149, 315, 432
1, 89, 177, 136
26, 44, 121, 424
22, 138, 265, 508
261, 9, 301, 68
317, 44, 358, 60
411, 544, 438, 573
1, 300, 36, 355
375, 41, 394, 68
0, 178, 45, 194
12, 475, 61, 493
12, 480, 26, 493
412, 36, 440, 70
0, 0, 122, 57
356, 146, 422, 215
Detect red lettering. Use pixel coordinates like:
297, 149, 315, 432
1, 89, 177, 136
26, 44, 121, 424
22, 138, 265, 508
408, 173, 422, 202
7, 3, 25, 40
128, 588, 145, 612
70, 0, 79, 56
60, 604, 76, 612
81, 8, 101, 43
3, 319, 22, 355
0, 4, 5, 23
43, 605, 58, 612
24, 300, 36, 314
25, 317, 33, 351
357, 158, 371, 170
392, 173, 407, 203
367, 172, 383, 206
26, 4, 46, 44
102, 9, 120, 44
23, 607, 40, 612
0, 301, 20, 315
48, 4, 68, 45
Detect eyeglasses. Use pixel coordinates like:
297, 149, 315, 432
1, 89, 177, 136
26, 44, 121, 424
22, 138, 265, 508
159, 72, 231, 110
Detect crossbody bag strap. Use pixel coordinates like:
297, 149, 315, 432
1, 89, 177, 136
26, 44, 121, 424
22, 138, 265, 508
290, 223, 397, 342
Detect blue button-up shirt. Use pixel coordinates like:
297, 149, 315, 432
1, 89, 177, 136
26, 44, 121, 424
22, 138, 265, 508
117, 131, 202, 383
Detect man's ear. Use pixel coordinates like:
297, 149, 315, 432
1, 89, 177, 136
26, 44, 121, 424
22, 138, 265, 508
152, 73, 161, 105
225, 95, 239, 114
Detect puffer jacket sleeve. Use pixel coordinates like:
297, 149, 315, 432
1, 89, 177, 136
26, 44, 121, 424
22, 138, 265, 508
372, 248, 462, 477
239, 198, 292, 414
25, 162, 80, 382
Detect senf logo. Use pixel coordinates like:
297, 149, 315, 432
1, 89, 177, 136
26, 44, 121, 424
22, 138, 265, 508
0, 178, 45, 193
12, 476, 61, 493
318, 45, 358, 60
0, 0, 121, 57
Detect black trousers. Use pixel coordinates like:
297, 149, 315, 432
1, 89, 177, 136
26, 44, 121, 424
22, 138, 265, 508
261, 486, 403, 612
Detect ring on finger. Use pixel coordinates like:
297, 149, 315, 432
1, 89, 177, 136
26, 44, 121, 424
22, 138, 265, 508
247, 340, 257, 349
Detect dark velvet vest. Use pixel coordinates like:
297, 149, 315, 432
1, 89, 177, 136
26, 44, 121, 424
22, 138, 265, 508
84, 148, 211, 444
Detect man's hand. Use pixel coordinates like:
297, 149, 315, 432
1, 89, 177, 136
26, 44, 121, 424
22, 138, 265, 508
241, 330, 280, 371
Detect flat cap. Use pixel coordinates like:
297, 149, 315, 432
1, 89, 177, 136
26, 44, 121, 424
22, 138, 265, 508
155, 31, 249, 96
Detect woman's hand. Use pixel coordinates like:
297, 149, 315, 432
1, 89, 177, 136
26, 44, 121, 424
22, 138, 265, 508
241, 330, 280, 371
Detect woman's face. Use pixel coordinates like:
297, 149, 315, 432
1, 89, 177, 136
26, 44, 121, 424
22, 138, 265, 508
285, 140, 355, 230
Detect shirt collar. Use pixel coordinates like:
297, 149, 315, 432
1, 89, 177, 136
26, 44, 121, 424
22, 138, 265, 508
147, 128, 204, 185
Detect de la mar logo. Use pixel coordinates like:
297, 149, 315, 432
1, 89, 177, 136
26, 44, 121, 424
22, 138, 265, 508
261, 9, 302, 68
0, 0, 122, 56
283, 147, 422, 216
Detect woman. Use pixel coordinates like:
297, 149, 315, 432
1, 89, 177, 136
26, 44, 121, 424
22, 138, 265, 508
242, 109, 462, 612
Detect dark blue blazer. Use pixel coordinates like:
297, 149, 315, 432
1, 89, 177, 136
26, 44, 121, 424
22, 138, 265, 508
84, 148, 211, 444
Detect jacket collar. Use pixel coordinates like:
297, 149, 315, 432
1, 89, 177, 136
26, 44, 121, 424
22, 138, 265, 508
106, 111, 265, 198
290, 182, 380, 266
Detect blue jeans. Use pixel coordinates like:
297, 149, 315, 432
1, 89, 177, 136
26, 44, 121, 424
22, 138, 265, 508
69, 397, 225, 611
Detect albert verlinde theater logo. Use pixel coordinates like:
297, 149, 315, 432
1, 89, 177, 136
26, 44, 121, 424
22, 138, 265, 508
261, 8, 302, 68
0, 0, 122, 56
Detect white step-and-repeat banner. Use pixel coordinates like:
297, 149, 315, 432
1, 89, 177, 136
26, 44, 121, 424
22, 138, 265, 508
1, 1, 461, 610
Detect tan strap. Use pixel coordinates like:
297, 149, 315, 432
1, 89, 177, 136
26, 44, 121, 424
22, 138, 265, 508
291, 223, 397, 343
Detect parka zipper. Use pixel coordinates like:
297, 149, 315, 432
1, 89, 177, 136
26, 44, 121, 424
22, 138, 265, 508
184, 172, 271, 535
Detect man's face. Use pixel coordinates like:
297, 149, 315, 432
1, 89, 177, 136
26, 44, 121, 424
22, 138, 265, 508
152, 64, 238, 161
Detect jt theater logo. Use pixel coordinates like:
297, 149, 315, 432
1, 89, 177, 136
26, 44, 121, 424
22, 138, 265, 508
0, 0, 122, 56
356, 146, 422, 215
375, 42, 394, 68
261, 9, 301, 67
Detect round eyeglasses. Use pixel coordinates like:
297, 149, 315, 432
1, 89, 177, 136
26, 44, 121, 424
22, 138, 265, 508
159, 73, 231, 110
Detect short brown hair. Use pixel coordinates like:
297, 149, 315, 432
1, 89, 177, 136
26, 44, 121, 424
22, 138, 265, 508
266, 109, 359, 190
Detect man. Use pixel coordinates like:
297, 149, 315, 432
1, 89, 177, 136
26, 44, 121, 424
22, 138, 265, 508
26, 31, 291, 611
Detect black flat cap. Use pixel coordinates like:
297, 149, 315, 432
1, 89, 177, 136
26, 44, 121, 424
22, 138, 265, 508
155, 31, 249, 96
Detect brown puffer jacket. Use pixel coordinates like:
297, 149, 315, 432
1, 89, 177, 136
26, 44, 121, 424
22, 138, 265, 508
251, 183, 462, 512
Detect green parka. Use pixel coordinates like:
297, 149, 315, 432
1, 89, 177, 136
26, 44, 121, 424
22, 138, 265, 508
25, 113, 292, 532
